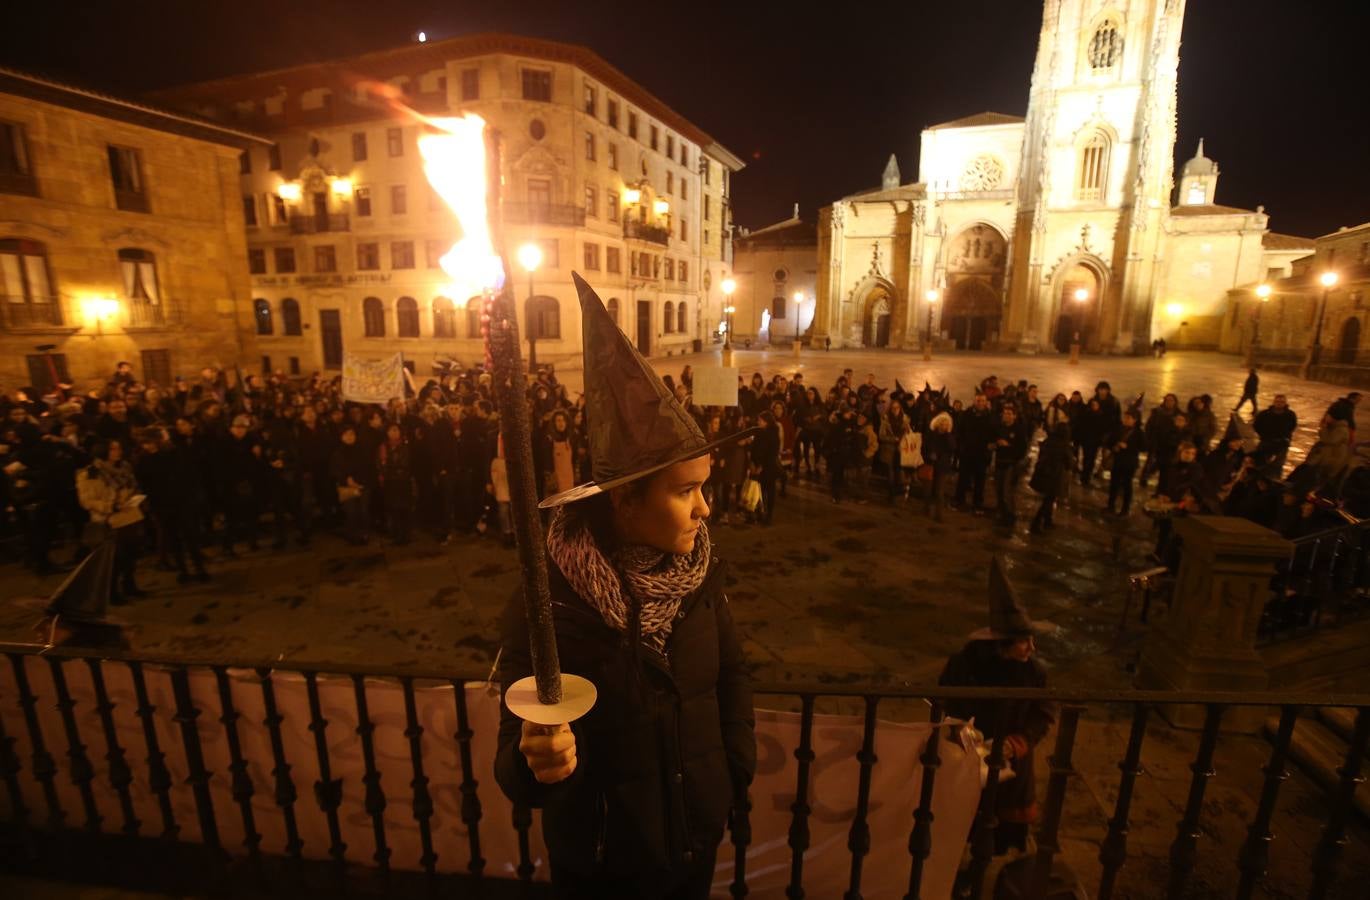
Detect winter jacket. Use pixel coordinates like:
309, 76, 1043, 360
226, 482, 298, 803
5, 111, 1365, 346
1253, 407, 1297, 445
1030, 433, 1071, 495
495, 558, 755, 882
1109, 424, 1143, 472
1306, 419, 1351, 485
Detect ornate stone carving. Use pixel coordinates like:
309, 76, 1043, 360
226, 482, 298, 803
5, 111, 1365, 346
868, 241, 884, 278
959, 155, 1005, 192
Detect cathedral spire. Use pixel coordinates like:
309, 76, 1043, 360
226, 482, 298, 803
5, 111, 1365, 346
882, 154, 900, 190
1196, 137, 1205, 159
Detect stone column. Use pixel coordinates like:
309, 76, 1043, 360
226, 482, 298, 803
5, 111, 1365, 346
1135, 515, 1292, 731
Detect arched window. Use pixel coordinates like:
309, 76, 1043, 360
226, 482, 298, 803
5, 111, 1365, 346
253, 298, 273, 335
1088, 21, 1122, 71
1077, 131, 1110, 202
363, 296, 385, 337
397, 295, 419, 337
433, 296, 456, 338
606, 297, 620, 325
528, 295, 560, 340
677, 301, 687, 335
663, 301, 675, 333
0, 237, 60, 326
281, 297, 302, 335
466, 296, 484, 338
118, 248, 163, 326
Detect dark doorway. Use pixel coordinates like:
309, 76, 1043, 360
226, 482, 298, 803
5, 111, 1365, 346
950, 316, 992, 351
320, 309, 343, 368
140, 348, 172, 387
636, 300, 651, 356
312, 192, 329, 228
874, 314, 891, 348
1339, 317, 1361, 365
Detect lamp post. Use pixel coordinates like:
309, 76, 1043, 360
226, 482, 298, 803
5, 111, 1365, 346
1069, 287, 1088, 365
792, 290, 806, 358
1247, 283, 1271, 368
923, 288, 939, 361
1302, 271, 1338, 379
721, 276, 736, 366
517, 242, 543, 374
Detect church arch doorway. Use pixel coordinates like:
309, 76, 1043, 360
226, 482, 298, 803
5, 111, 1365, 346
945, 223, 1007, 350
1339, 317, 1361, 365
864, 292, 892, 348
1052, 262, 1103, 353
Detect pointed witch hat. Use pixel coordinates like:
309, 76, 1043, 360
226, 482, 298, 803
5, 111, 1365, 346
968, 555, 1058, 640
540, 274, 760, 508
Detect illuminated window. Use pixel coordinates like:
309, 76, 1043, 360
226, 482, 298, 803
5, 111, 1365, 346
583, 242, 600, 270
0, 238, 59, 325
1077, 131, 1110, 202
1088, 21, 1122, 71
391, 240, 415, 269
314, 245, 336, 273
387, 128, 403, 157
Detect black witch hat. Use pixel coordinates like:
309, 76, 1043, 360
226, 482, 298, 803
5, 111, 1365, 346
968, 556, 1057, 640
540, 274, 760, 508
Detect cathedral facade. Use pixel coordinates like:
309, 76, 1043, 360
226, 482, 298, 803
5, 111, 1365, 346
815, 0, 1312, 355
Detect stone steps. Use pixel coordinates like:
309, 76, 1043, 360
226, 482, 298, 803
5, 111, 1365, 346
1318, 706, 1369, 758
1264, 711, 1370, 821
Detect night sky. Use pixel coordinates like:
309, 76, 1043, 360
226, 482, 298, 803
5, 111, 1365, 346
4, 0, 1367, 239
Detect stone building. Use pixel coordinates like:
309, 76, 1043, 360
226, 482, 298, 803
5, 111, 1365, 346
0, 66, 266, 392
727, 205, 818, 347
815, 0, 1314, 356
151, 34, 743, 375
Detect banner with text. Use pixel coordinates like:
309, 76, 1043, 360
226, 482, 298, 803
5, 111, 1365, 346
342, 351, 405, 404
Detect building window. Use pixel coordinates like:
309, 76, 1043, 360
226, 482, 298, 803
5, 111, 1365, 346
248, 248, 266, 274
466, 296, 483, 337
664, 259, 675, 281
666, 172, 674, 195
272, 194, 288, 223
1089, 21, 1123, 71
289, 356, 300, 375
606, 297, 619, 323
425, 239, 446, 269
107, 145, 148, 212
397, 296, 419, 337
274, 247, 296, 273
627, 111, 639, 140
679, 260, 688, 283
391, 240, 415, 269
584, 131, 596, 162
433, 296, 456, 338
253, 298, 273, 335
677, 301, 687, 334
771, 297, 787, 319
664, 300, 675, 333
583, 242, 600, 270
680, 143, 689, 167
391, 184, 407, 215
538, 238, 559, 268
0, 121, 34, 196
354, 186, 372, 217
268, 144, 282, 170
117, 250, 163, 326
242, 196, 257, 227
666, 135, 675, 159
387, 127, 403, 157
584, 83, 597, 116
608, 143, 618, 171
650, 125, 659, 151
239, 151, 251, 175
282, 297, 301, 335
680, 217, 687, 240
680, 178, 688, 201
607, 192, 620, 224
363, 296, 385, 337
521, 69, 552, 101
461, 68, 480, 101
352, 132, 367, 161
704, 196, 711, 221
0, 238, 59, 326
527, 177, 551, 210
702, 158, 711, 186
357, 242, 380, 270
261, 356, 272, 373
607, 99, 619, 129
314, 245, 336, 273
585, 185, 597, 218
606, 246, 621, 274
1077, 131, 1110, 201
528, 296, 560, 339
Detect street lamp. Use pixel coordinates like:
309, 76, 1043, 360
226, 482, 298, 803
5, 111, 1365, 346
721, 276, 736, 349
923, 289, 939, 361
792, 290, 806, 357
1248, 283, 1271, 368
1069, 288, 1089, 365
517, 241, 543, 373
1303, 271, 1339, 379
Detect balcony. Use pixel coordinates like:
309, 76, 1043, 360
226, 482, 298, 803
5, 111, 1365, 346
502, 202, 586, 227
127, 298, 166, 328
623, 219, 670, 246
290, 213, 351, 234
0, 170, 37, 197
1, 296, 63, 328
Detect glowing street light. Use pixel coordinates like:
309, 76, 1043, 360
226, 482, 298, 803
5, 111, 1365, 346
276, 181, 302, 203
652, 198, 670, 217
1074, 288, 1089, 303
1305, 271, 1341, 378
518, 242, 544, 373
720, 276, 737, 355
1249, 283, 1273, 367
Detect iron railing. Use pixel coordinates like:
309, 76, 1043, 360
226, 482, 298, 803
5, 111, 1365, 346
623, 219, 671, 246
289, 213, 350, 235
125, 298, 166, 328
1, 644, 1368, 899
0, 295, 62, 328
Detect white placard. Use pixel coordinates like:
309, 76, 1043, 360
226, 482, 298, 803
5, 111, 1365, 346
692, 365, 739, 407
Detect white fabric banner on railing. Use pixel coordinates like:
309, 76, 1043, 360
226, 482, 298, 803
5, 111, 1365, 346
0, 657, 980, 898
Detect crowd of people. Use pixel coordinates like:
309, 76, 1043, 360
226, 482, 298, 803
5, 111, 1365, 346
2, 358, 1366, 604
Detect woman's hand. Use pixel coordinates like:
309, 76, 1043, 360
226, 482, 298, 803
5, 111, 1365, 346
520, 721, 577, 784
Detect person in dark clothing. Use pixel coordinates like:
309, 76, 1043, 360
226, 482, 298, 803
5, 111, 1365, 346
795, 388, 826, 477
1077, 398, 1105, 486
1224, 464, 1284, 529
218, 415, 263, 555
135, 428, 208, 583
294, 405, 336, 539
1253, 394, 1297, 474
1326, 392, 1360, 443
1140, 394, 1179, 487
1154, 441, 1212, 566
955, 394, 995, 511
1107, 409, 1144, 516
1029, 423, 1071, 532
923, 412, 955, 522
378, 423, 415, 544
331, 425, 370, 545
992, 405, 1029, 526
748, 411, 782, 524
259, 415, 304, 549
1235, 368, 1259, 414
826, 409, 858, 503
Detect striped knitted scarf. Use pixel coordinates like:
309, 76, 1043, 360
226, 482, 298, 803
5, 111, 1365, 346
545, 503, 711, 653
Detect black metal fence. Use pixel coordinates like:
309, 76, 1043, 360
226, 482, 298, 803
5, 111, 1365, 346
1, 645, 1368, 899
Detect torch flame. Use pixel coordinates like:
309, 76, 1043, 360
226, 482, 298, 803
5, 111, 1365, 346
417, 114, 505, 300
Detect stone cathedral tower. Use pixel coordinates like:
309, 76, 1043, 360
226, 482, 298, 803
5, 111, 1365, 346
1006, 0, 1186, 353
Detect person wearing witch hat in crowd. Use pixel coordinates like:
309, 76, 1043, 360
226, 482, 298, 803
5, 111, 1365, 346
940, 557, 1059, 863
496, 274, 756, 900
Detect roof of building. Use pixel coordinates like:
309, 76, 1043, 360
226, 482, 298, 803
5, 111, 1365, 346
148, 32, 741, 168
736, 216, 817, 248
1182, 138, 1218, 176
1318, 221, 1370, 241
1169, 203, 1259, 218
926, 111, 1025, 131
1262, 231, 1316, 251
0, 65, 270, 149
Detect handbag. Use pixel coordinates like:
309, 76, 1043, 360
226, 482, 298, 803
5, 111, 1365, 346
899, 431, 924, 469
738, 478, 762, 512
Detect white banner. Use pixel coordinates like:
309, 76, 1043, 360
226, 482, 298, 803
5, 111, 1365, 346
342, 352, 405, 404
693, 366, 739, 408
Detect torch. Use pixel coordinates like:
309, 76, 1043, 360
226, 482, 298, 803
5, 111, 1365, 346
418, 114, 595, 727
